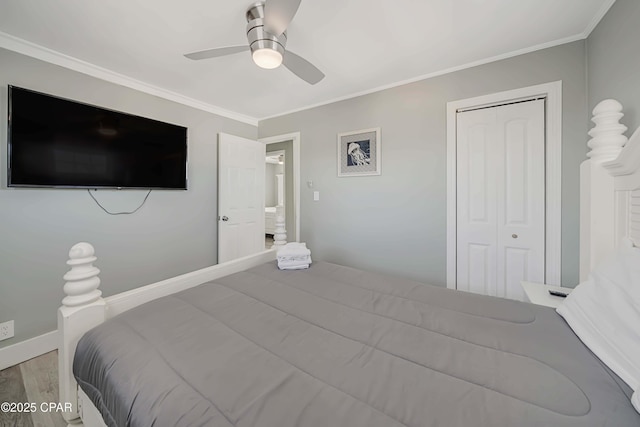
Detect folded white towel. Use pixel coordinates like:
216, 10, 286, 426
278, 263, 310, 270
277, 242, 312, 271
278, 258, 311, 268
277, 254, 312, 263
281, 242, 307, 250
277, 242, 311, 257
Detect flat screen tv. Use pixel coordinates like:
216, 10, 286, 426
7, 86, 188, 189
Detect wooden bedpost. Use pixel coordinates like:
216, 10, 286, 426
58, 242, 106, 426
580, 100, 628, 281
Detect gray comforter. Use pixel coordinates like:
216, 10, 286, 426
74, 261, 640, 426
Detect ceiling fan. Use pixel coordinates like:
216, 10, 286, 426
184, 0, 325, 85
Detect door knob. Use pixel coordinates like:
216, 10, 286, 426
221, 216, 229, 222
512, 234, 518, 239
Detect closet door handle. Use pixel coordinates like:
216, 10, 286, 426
221, 216, 229, 222
512, 234, 518, 239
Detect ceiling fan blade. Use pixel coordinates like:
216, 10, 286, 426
264, 0, 302, 36
283, 50, 325, 85
184, 45, 248, 61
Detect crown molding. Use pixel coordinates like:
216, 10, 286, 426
582, 0, 617, 37
0, 31, 259, 126
258, 1, 617, 122
259, 33, 586, 121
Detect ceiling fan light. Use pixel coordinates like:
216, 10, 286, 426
252, 48, 283, 69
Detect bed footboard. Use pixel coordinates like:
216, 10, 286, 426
58, 242, 281, 425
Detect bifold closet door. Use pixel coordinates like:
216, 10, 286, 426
456, 99, 545, 300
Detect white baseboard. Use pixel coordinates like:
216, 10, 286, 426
0, 331, 58, 371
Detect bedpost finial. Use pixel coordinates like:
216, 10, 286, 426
587, 99, 628, 164
592, 99, 623, 116
68, 241, 95, 260
62, 242, 102, 307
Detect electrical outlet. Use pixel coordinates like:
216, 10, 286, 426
0, 320, 14, 341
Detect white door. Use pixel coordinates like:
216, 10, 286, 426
218, 133, 265, 263
456, 99, 545, 300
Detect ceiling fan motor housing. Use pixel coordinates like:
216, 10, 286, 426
246, 2, 286, 60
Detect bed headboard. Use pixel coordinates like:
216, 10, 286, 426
580, 99, 640, 281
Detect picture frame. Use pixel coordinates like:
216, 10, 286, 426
337, 127, 381, 177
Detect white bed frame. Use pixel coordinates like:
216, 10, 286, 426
57, 100, 640, 426
580, 99, 640, 279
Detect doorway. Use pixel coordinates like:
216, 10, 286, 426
260, 132, 301, 244
446, 82, 563, 296
265, 150, 285, 249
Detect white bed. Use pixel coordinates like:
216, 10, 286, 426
57, 99, 640, 426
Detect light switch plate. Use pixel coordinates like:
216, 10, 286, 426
313, 191, 320, 201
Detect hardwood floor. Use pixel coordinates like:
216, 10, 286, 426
0, 363, 32, 426
0, 351, 67, 427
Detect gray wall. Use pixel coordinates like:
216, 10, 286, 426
587, 0, 640, 131
0, 48, 256, 349
260, 41, 588, 287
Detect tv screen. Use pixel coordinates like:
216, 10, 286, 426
7, 86, 188, 189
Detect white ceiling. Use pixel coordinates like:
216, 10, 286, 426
0, 0, 614, 123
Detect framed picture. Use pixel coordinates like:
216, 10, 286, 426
337, 127, 381, 177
